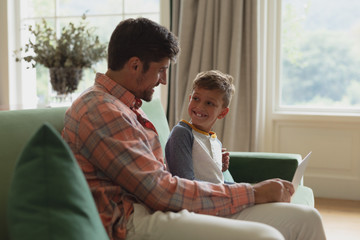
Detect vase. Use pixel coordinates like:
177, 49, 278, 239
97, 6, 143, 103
49, 67, 83, 95
48, 93, 73, 107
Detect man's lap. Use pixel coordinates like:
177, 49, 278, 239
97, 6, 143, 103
126, 203, 285, 240
230, 202, 326, 239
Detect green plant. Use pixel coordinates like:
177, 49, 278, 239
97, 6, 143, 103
15, 15, 107, 69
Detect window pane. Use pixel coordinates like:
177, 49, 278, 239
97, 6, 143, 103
58, 0, 124, 16
124, 13, 159, 23
17, 0, 160, 107
78, 16, 124, 42
281, 0, 360, 108
20, 0, 55, 18
124, 0, 159, 13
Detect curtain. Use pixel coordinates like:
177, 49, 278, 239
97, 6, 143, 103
168, 0, 258, 152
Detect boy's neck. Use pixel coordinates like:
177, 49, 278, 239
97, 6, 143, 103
181, 120, 216, 138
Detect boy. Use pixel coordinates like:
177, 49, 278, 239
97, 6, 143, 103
165, 70, 234, 184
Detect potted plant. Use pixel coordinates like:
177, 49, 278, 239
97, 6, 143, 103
15, 15, 107, 95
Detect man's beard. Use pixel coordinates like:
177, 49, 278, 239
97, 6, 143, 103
142, 89, 154, 102
136, 75, 154, 102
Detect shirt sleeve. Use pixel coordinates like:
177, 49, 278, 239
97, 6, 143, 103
77, 101, 255, 216
165, 123, 196, 180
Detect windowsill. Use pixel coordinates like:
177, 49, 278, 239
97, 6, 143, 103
0, 102, 72, 111
274, 107, 360, 118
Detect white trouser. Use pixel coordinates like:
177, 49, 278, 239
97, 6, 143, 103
126, 203, 326, 240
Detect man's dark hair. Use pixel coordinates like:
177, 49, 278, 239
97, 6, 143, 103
107, 18, 180, 72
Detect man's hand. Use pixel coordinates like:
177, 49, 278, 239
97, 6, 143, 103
253, 178, 295, 204
221, 148, 230, 172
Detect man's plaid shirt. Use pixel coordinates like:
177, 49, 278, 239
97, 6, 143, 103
62, 73, 255, 240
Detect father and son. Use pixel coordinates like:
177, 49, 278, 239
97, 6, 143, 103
62, 18, 326, 240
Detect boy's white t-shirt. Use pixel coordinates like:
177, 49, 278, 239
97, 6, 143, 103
191, 128, 224, 183
165, 120, 224, 184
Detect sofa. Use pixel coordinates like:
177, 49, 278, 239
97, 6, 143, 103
0, 98, 314, 240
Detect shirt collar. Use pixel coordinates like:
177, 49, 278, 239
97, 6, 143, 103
181, 120, 217, 138
95, 72, 140, 109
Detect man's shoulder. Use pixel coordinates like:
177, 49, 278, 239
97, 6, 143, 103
66, 88, 130, 121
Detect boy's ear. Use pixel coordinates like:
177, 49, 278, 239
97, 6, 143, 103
218, 107, 229, 119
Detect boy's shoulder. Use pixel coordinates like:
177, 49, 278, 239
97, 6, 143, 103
166, 121, 194, 149
178, 120, 192, 129
169, 121, 193, 137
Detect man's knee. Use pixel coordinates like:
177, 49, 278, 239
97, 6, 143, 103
296, 206, 323, 226
250, 223, 285, 240
290, 205, 326, 240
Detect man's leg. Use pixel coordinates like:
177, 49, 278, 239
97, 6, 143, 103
230, 203, 327, 240
126, 203, 284, 240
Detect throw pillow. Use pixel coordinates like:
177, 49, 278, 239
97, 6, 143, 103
7, 123, 109, 240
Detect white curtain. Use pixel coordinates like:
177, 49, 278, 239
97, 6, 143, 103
168, 0, 258, 151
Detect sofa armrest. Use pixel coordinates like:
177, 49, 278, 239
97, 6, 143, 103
228, 152, 301, 183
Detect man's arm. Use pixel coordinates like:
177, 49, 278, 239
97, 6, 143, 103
76, 103, 255, 216
73, 101, 293, 218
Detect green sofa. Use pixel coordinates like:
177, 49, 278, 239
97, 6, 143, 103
0, 98, 314, 240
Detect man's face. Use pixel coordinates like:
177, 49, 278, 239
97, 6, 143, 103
135, 58, 170, 101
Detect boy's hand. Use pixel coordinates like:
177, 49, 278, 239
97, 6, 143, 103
222, 148, 230, 172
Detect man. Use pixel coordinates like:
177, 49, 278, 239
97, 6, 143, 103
62, 18, 326, 240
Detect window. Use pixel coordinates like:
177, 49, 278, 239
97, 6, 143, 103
13, 0, 161, 108
280, 0, 360, 111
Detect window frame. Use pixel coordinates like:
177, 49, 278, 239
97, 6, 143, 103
4, 0, 168, 109
261, 0, 360, 117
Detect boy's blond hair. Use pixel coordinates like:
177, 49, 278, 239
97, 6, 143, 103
192, 70, 235, 107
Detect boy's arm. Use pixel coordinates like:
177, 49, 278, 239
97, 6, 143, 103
165, 124, 196, 180
221, 148, 230, 172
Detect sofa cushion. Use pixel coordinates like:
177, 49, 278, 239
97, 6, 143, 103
0, 107, 68, 240
142, 98, 170, 154
7, 123, 109, 240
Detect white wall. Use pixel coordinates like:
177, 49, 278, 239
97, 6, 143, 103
269, 114, 360, 200
259, 1, 360, 201
159, 0, 170, 111
0, 0, 9, 108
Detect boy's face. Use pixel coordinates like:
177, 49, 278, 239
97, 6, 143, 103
188, 87, 229, 133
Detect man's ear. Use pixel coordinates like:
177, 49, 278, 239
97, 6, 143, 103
128, 57, 141, 72
218, 107, 229, 119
